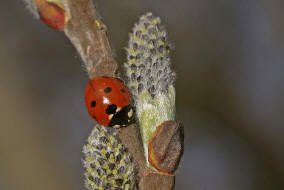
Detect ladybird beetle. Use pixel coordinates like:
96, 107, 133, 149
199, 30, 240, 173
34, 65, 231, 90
85, 76, 134, 128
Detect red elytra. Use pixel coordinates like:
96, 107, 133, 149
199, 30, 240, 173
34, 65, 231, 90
85, 76, 133, 127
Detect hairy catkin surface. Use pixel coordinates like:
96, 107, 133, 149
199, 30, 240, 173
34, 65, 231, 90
82, 126, 136, 190
124, 12, 176, 167
124, 12, 176, 102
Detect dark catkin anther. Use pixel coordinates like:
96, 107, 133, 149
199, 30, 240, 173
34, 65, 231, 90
133, 43, 138, 50
145, 57, 152, 64
157, 70, 162, 78
99, 136, 109, 143
147, 80, 151, 87
153, 62, 158, 70
90, 163, 96, 168
109, 163, 115, 170
138, 64, 145, 69
116, 179, 124, 186
88, 175, 94, 181
142, 34, 149, 41
105, 152, 110, 159
159, 46, 164, 53
129, 55, 135, 60
149, 85, 156, 94
118, 166, 125, 173
148, 27, 157, 35
138, 83, 144, 94
137, 76, 142, 82
135, 30, 142, 37
136, 54, 142, 60
94, 177, 101, 185
96, 144, 104, 150
116, 154, 122, 162
146, 70, 151, 78
96, 169, 101, 176
150, 48, 156, 55
164, 67, 168, 72
130, 64, 137, 71
131, 73, 136, 82
149, 39, 156, 46
144, 22, 150, 29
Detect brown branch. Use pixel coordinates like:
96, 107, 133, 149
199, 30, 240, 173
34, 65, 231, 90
63, 0, 117, 78
62, 0, 177, 189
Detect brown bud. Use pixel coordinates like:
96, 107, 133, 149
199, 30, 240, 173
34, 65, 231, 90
148, 120, 184, 174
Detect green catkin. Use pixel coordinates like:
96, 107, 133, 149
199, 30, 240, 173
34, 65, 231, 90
82, 126, 136, 190
124, 12, 176, 167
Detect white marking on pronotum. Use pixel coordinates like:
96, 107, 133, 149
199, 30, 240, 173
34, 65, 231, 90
103, 96, 110, 104
128, 108, 133, 118
109, 114, 113, 120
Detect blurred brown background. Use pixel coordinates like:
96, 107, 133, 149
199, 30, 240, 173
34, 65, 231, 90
0, 0, 284, 190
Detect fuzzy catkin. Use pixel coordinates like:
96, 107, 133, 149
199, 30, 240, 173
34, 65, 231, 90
124, 12, 176, 167
124, 12, 176, 102
82, 126, 136, 190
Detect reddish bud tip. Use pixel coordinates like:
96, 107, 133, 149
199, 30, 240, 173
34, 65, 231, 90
36, 0, 66, 31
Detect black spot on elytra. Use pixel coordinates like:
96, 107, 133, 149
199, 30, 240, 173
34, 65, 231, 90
106, 104, 117, 115
91, 100, 96, 107
92, 115, 96, 120
121, 89, 126, 93
104, 87, 112, 93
